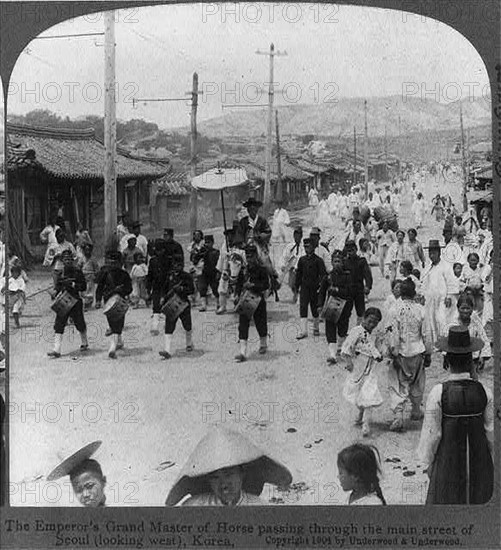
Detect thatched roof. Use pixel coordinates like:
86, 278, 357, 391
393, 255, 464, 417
6, 123, 168, 181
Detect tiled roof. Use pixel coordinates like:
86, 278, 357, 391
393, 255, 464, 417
6, 123, 168, 181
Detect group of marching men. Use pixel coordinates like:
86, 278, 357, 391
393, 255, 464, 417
41, 198, 280, 361
21, 181, 493, 375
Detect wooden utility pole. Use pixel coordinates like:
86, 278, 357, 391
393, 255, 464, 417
131, 82, 202, 231
275, 110, 282, 202
190, 72, 199, 231
364, 99, 369, 199
257, 43, 287, 217
459, 102, 468, 212
353, 126, 357, 187
104, 11, 117, 250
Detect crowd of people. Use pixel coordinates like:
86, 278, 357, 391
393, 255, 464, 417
5, 164, 495, 507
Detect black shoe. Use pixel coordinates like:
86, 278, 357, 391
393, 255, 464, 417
47, 351, 61, 358
159, 351, 172, 360
80, 344, 89, 352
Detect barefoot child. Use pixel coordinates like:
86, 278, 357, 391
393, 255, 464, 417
95, 250, 132, 359
337, 443, 387, 505
341, 307, 384, 437
159, 254, 195, 360
47, 249, 88, 358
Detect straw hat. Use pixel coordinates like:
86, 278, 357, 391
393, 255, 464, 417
165, 427, 292, 506
47, 441, 102, 481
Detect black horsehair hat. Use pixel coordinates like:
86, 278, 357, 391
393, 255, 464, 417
435, 326, 483, 354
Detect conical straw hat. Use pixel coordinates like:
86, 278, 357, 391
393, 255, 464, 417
165, 427, 291, 505
47, 441, 102, 481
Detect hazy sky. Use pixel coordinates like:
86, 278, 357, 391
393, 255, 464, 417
7, 3, 489, 129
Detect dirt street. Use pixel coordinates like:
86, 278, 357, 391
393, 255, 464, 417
8, 171, 493, 507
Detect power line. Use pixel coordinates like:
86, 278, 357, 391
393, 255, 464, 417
34, 32, 104, 40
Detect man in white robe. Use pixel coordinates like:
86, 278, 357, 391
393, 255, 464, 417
420, 240, 456, 345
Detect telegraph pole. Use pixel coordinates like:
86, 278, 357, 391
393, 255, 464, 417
459, 102, 468, 212
132, 80, 202, 231
353, 126, 357, 187
256, 43, 287, 217
275, 110, 282, 202
104, 11, 117, 250
364, 100, 369, 199
190, 73, 199, 231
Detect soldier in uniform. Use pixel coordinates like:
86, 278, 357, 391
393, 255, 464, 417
95, 250, 132, 359
163, 228, 184, 264
159, 254, 195, 360
295, 238, 327, 340
234, 243, 270, 363
147, 239, 169, 335
47, 249, 88, 358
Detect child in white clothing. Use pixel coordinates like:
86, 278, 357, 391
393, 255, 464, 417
130, 252, 149, 308
341, 307, 384, 437
7, 265, 27, 327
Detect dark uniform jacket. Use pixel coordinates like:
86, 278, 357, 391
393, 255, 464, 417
195, 248, 220, 276
343, 255, 373, 296
95, 266, 132, 303
295, 253, 327, 293
239, 216, 272, 245
146, 253, 170, 294
163, 270, 195, 302
55, 266, 86, 299
235, 263, 270, 296
318, 268, 351, 306
164, 240, 184, 263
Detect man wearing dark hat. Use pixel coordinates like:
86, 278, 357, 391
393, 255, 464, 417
295, 237, 327, 339
95, 250, 132, 359
234, 243, 270, 362
146, 239, 169, 335
420, 239, 455, 344
238, 198, 271, 247
309, 227, 331, 271
418, 326, 493, 505
48, 249, 88, 358
194, 235, 220, 312
343, 239, 373, 327
159, 254, 195, 359
279, 226, 304, 303
163, 228, 184, 265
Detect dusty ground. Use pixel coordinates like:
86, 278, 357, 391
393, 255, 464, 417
8, 170, 494, 507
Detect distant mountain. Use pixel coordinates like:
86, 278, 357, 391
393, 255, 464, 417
180, 96, 491, 139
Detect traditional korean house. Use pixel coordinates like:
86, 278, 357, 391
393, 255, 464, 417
6, 123, 167, 261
